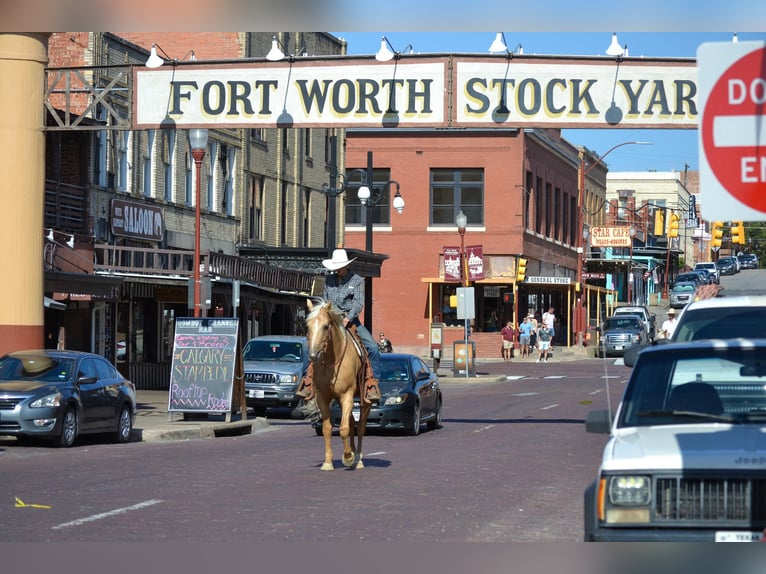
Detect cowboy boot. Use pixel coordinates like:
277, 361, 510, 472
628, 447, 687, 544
363, 359, 381, 405
295, 363, 315, 400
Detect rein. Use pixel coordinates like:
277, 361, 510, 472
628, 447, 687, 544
314, 311, 350, 388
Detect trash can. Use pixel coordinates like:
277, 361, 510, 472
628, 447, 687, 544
453, 339, 476, 377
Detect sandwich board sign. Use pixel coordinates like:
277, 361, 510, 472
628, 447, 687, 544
698, 41, 766, 221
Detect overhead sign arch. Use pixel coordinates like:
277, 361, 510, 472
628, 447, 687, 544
133, 54, 698, 130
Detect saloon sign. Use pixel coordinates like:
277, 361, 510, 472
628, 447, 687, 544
134, 56, 697, 130
589, 226, 632, 247
111, 198, 164, 242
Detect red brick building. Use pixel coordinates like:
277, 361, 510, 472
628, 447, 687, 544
344, 128, 602, 358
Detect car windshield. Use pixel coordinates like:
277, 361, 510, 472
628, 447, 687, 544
604, 317, 641, 330
672, 283, 696, 293
0, 355, 74, 382
243, 340, 304, 362
618, 348, 766, 427
379, 357, 411, 382
672, 308, 766, 341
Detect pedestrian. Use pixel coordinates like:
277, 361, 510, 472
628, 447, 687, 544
486, 309, 498, 332
377, 332, 394, 353
536, 322, 552, 363
659, 308, 678, 339
295, 248, 381, 405
528, 312, 538, 351
518, 316, 532, 358
542, 307, 556, 348
501, 320, 515, 361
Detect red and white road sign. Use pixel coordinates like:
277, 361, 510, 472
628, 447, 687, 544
698, 41, 766, 221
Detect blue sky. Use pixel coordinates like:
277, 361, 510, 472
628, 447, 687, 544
333, 32, 766, 174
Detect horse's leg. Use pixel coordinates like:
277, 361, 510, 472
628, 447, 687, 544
316, 392, 334, 471
355, 403, 371, 469
337, 393, 355, 468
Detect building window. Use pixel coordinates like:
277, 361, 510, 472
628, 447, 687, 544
163, 130, 175, 202
223, 146, 234, 216
344, 168, 392, 226
185, 151, 193, 206
206, 142, 216, 212
248, 175, 263, 241
304, 128, 312, 159
535, 175, 543, 234
115, 131, 130, 192
249, 128, 265, 142
143, 130, 154, 198
302, 187, 310, 247
430, 168, 484, 226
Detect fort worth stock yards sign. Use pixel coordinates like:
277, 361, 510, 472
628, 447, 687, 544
134, 55, 697, 130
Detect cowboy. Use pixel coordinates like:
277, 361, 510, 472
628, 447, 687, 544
296, 248, 382, 405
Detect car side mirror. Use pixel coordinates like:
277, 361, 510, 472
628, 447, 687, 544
76, 375, 97, 384
416, 371, 431, 382
585, 409, 612, 434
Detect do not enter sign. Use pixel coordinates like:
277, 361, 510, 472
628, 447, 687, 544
698, 41, 766, 221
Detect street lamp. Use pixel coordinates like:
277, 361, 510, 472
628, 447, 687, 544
455, 210, 470, 343
189, 128, 208, 318
576, 140, 650, 347
341, 151, 404, 331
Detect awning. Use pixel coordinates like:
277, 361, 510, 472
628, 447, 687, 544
44, 296, 67, 310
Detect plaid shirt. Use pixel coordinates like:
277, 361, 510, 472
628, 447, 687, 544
324, 271, 365, 323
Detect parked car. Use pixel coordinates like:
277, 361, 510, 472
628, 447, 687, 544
585, 339, 766, 541
612, 305, 656, 342
738, 253, 758, 269
0, 349, 136, 447
313, 353, 442, 436
693, 261, 719, 283
598, 315, 647, 357
717, 256, 738, 276
668, 281, 697, 309
242, 335, 309, 415
671, 271, 705, 288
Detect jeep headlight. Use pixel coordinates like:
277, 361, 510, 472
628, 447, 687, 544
279, 374, 297, 384
609, 475, 651, 506
30, 392, 62, 408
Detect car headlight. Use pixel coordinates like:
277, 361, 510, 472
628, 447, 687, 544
608, 475, 651, 506
279, 374, 297, 384
30, 392, 62, 408
384, 395, 406, 405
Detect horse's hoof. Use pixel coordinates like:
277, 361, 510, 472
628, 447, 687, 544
342, 454, 355, 468
356, 459, 364, 469
320, 462, 334, 471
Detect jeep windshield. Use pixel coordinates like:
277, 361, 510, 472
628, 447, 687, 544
618, 345, 766, 428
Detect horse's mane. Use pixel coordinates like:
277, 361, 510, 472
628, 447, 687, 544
306, 299, 344, 327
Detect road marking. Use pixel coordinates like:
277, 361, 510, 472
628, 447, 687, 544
542, 375, 565, 379
366, 451, 386, 456
540, 403, 559, 410
512, 392, 539, 397
15, 496, 51, 509
505, 375, 526, 380
474, 425, 495, 433
51, 499, 163, 530
601, 375, 621, 379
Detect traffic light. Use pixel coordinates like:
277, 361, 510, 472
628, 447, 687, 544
711, 221, 724, 248
731, 221, 746, 245
653, 209, 665, 236
668, 212, 680, 238
516, 257, 527, 282
502, 292, 513, 304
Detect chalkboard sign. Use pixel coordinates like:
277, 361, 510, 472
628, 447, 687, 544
168, 317, 239, 413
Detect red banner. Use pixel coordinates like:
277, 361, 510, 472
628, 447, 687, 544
466, 244, 484, 281
443, 246, 461, 282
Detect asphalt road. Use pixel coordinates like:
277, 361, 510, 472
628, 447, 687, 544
1, 356, 627, 543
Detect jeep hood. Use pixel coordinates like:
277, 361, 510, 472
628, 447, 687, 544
602, 425, 766, 471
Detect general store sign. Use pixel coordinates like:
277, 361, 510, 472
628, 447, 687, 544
589, 226, 632, 247
698, 41, 766, 221
134, 56, 697, 129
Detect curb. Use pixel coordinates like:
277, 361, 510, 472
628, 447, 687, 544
132, 416, 271, 443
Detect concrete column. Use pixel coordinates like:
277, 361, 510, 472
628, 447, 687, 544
0, 33, 50, 353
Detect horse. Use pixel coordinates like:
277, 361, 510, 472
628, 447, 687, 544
304, 298, 370, 471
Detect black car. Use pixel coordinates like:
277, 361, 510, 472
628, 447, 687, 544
0, 349, 136, 447
738, 253, 758, 270
313, 353, 442, 436
672, 271, 705, 288
717, 256, 738, 276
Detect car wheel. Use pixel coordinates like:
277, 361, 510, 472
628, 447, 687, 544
55, 406, 78, 448
426, 397, 443, 431
114, 405, 133, 443
408, 401, 421, 436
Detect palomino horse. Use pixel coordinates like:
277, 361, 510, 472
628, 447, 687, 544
304, 298, 370, 471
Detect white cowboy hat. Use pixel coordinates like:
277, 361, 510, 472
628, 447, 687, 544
322, 248, 356, 271
667, 308, 676, 315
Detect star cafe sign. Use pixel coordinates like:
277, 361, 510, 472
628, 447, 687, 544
589, 226, 632, 248
134, 55, 697, 130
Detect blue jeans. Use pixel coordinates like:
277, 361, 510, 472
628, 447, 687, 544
351, 320, 381, 380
